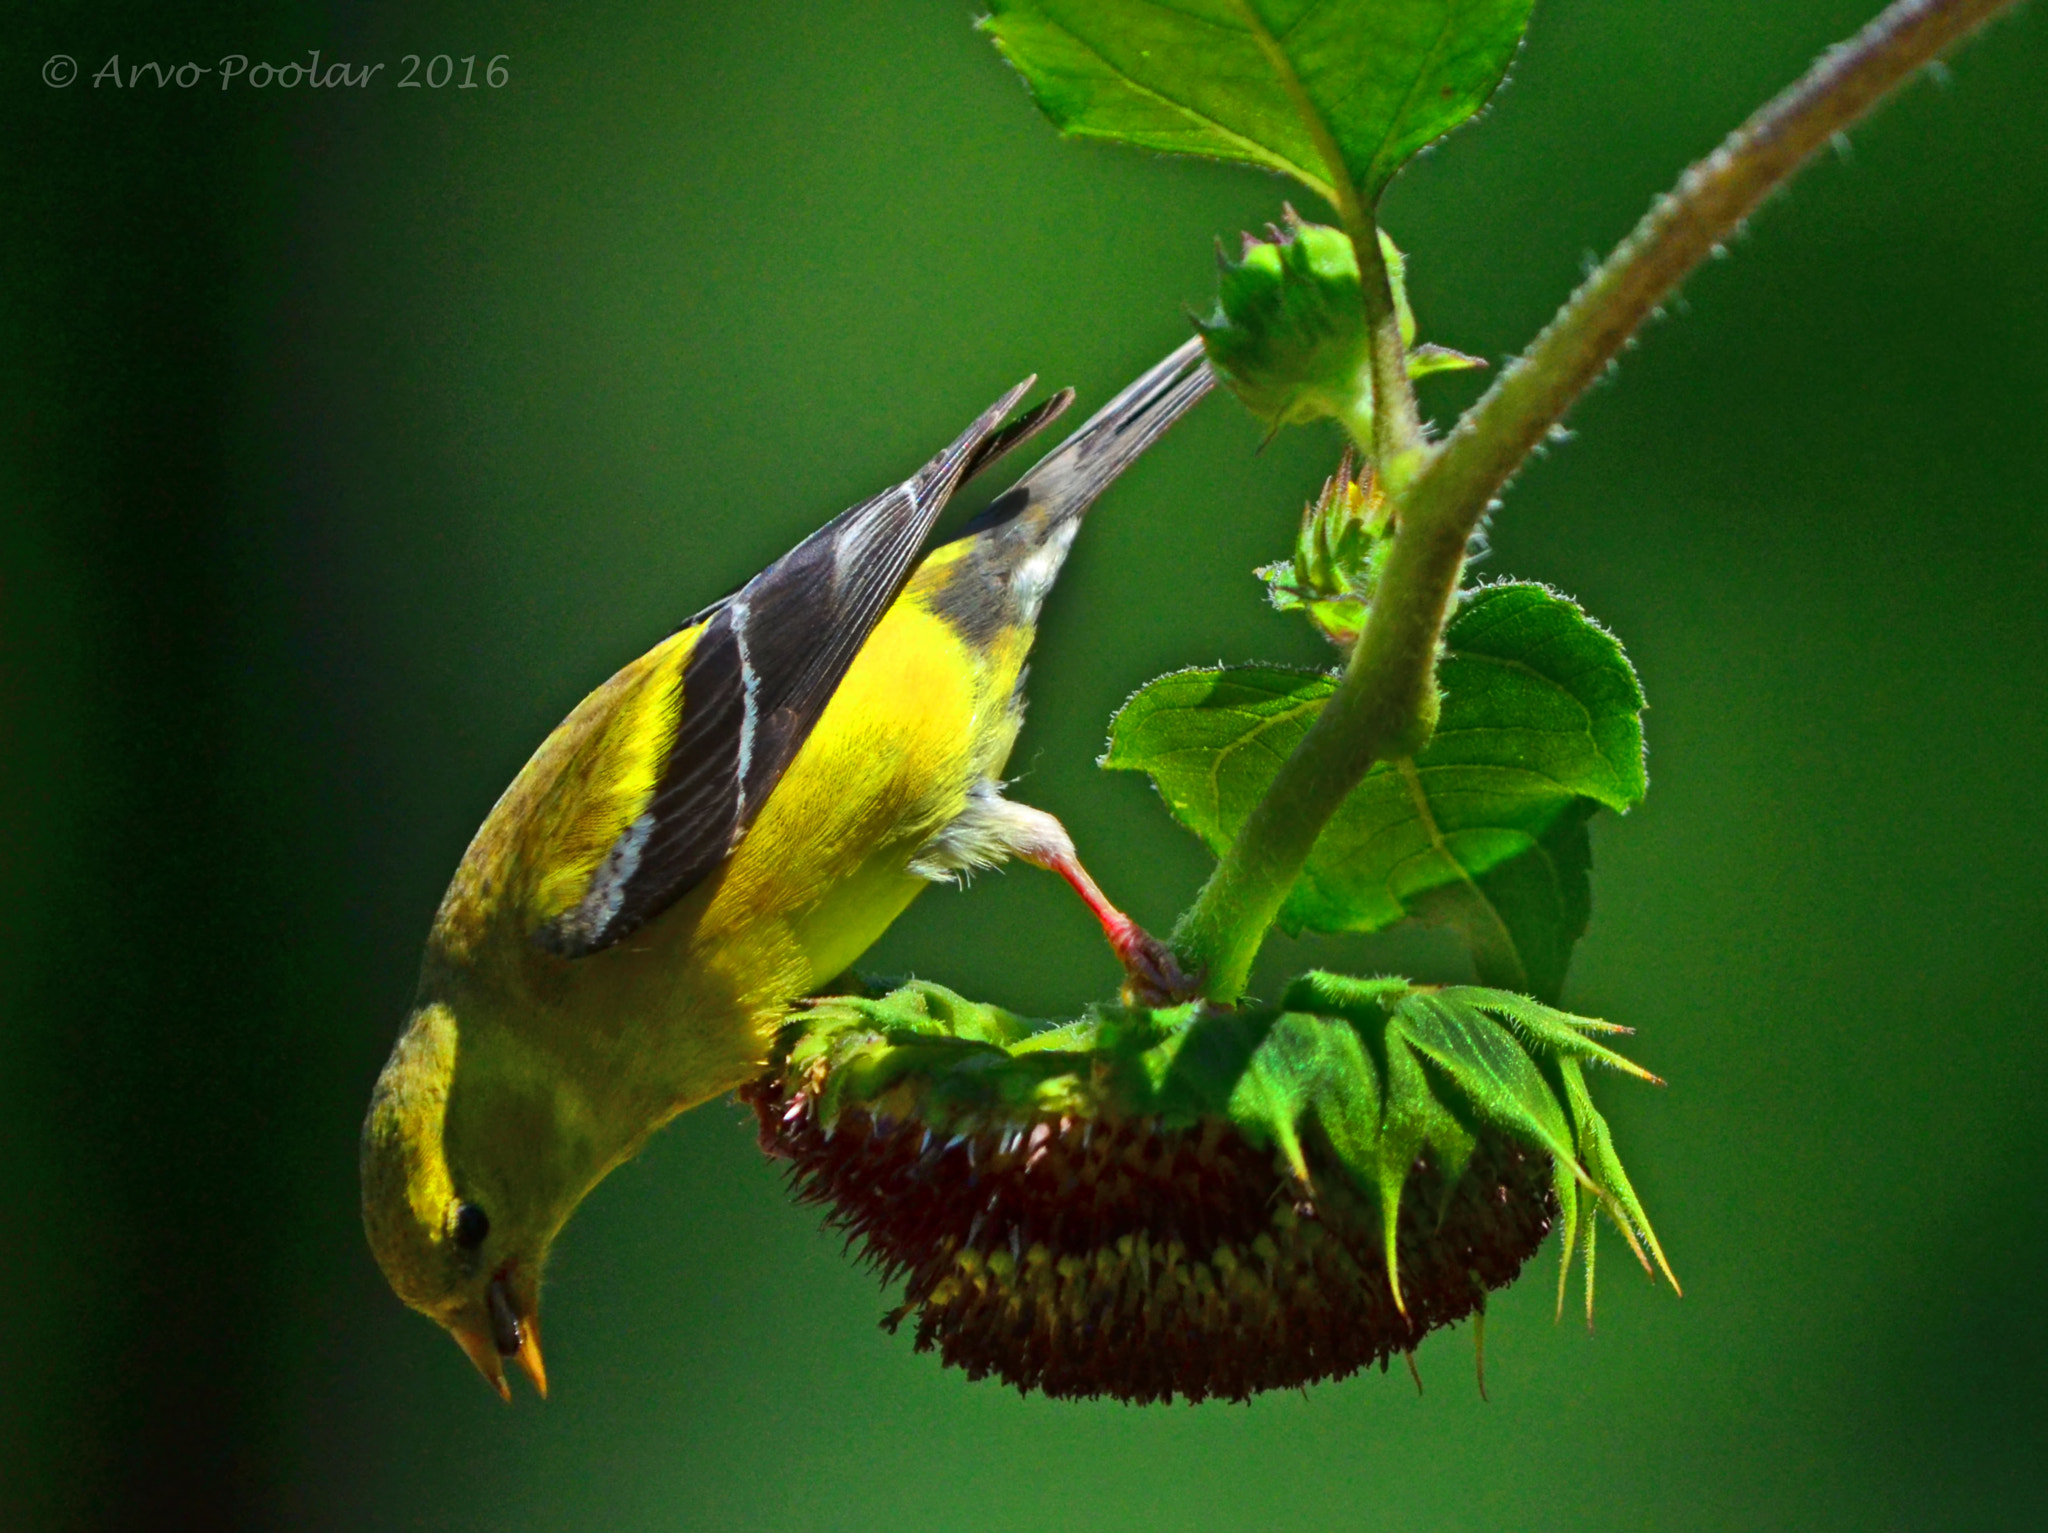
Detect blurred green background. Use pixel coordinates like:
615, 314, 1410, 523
7, 1, 2045, 1528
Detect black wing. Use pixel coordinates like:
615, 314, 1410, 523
538, 380, 1072, 957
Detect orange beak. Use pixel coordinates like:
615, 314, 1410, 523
512, 1314, 549, 1398
452, 1271, 548, 1400
453, 1324, 511, 1401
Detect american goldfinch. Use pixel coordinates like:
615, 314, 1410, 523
362, 340, 1212, 1397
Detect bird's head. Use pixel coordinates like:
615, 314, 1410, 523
360, 999, 567, 1400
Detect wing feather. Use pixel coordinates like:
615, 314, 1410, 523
538, 378, 1066, 957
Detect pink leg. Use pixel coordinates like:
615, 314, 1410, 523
1002, 804, 1197, 1006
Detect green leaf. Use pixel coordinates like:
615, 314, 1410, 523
1409, 799, 1591, 1002
1104, 583, 1646, 973
981, 0, 1537, 203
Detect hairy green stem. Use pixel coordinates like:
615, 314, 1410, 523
1339, 205, 1427, 486
1175, 0, 2026, 1002
1398, 0, 2025, 560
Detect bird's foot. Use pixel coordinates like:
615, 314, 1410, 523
1102, 915, 1200, 1008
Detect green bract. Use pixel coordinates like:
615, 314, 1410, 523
1105, 583, 1645, 1000
747, 973, 1671, 1400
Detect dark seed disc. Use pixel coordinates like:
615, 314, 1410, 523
742, 1074, 1557, 1404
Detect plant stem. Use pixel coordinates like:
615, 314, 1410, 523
1175, 0, 2026, 1003
1399, 0, 2025, 561
1338, 203, 1427, 488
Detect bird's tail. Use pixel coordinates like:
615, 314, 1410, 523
1010, 335, 1212, 524
947, 336, 1212, 625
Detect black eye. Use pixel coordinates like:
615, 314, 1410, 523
452, 1202, 490, 1251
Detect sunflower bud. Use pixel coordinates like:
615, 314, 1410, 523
1256, 449, 1389, 652
1195, 212, 1482, 443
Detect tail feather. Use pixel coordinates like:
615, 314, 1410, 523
958, 388, 1077, 488
941, 337, 1212, 630
1012, 335, 1211, 520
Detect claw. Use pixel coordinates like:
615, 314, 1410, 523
1107, 919, 1198, 1007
